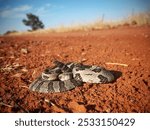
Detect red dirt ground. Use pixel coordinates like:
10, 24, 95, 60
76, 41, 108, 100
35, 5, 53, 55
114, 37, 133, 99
0, 26, 150, 113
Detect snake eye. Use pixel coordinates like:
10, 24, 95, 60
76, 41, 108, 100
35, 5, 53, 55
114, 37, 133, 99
42, 75, 49, 80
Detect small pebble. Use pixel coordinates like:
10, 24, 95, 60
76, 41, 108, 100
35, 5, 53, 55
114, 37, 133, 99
21, 48, 28, 54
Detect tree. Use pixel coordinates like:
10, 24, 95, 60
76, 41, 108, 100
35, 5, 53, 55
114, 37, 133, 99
22, 13, 44, 31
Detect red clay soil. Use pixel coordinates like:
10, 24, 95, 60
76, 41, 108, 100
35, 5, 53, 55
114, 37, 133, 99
0, 26, 150, 113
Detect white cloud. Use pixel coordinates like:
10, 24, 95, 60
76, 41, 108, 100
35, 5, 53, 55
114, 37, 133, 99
34, 3, 64, 17
0, 3, 64, 19
13, 5, 32, 11
0, 5, 32, 18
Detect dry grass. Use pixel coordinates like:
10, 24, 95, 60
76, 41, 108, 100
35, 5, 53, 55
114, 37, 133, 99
127, 12, 150, 25
4, 11, 150, 35
47, 11, 150, 32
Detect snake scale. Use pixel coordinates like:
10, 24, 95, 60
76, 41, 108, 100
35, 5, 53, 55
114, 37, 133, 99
29, 61, 115, 93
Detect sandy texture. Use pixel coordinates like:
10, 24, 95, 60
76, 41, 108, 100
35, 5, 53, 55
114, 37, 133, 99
0, 26, 150, 112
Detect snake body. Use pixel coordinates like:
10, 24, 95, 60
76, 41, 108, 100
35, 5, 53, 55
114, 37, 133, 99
29, 61, 114, 93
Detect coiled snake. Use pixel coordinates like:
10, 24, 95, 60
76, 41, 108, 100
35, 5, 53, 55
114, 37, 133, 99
29, 61, 114, 93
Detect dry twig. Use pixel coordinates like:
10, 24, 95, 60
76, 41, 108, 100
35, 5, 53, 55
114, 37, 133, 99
0, 102, 13, 108
105, 62, 128, 67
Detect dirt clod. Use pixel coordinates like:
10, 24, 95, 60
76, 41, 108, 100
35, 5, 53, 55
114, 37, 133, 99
68, 101, 87, 113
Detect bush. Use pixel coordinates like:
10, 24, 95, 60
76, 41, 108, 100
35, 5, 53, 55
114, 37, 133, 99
22, 13, 44, 31
4, 30, 18, 35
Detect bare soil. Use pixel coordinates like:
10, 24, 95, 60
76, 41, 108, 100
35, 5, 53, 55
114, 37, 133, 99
0, 26, 150, 113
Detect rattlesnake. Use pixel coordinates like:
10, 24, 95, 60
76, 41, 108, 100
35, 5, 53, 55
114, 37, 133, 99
29, 61, 114, 93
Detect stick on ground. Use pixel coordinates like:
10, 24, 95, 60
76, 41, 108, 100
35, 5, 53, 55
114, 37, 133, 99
105, 62, 128, 67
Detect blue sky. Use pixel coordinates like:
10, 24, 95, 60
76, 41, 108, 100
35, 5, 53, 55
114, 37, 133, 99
0, 0, 150, 34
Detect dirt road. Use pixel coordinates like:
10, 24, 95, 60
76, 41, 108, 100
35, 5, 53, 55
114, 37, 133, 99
0, 26, 150, 112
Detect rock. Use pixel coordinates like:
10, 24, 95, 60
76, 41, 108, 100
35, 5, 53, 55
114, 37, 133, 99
21, 68, 28, 72
80, 58, 87, 62
68, 101, 86, 113
81, 52, 86, 56
21, 48, 28, 54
